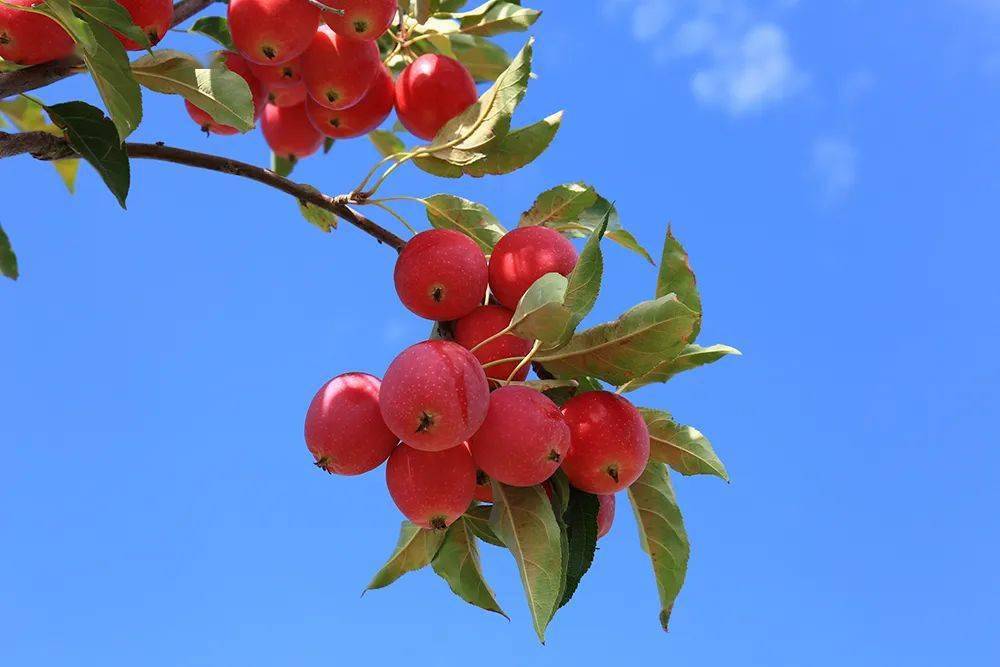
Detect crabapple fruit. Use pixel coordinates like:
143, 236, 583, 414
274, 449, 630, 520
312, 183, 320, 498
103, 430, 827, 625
394, 54, 477, 140
261, 102, 324, 160
385, 443, 476, 529
228, 0, 319, 65
186, 51, 267, 134
560, 391, 650, 494
113, 0, 173, 51
453, 305, 532, 382
488, 226, 578, 309
0, 0, 75, 66
393, 229, 488, 321
463, 443, 494, 502
469, 386, 570, 487
304, 64, 394, 139
596, 493, 615, 539
304, 372, 398, 475
379, 340, 489, 452
300, 25, 380, 110
322, 0, 395, 41
268, 82, 308, 108
248, 57, 303, 89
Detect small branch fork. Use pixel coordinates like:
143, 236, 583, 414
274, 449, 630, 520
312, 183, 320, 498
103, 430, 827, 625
0, 130, 406, 252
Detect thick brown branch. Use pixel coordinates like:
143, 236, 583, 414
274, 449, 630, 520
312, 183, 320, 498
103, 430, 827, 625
0, 0, 216, 100
0, 130, 406, 251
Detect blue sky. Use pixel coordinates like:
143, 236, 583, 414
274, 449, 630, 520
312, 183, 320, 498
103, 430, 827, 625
2, 1, 998, 664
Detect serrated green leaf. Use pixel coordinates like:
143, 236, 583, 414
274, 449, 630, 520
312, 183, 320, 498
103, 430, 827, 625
535, 294, 698, 386
626, 342, 741, 389
520, 182, 598, 228
368, 129, 405, 157
131, 51, 254, 133
29, 0, 142, 140
70, 0, 148, 49
44, 101, 130, 208
422, 193, 505, 251
461, 110, 561, 177
271, 151, 295, 177
366, 521, 448, 591
432, 518, 508, 618
490, 481, 563, 643
297, 186, 338, 232
412, 153, 464, 178
640, 408, 729, 481
628, 462, 689, 631
657, 227, 701, 339
189, 16, 234, 49
0, 224, 18, 280
607, 227, 653, 263
463, 505, 504, 546
439, 1, 541, 36
559, 487, 599, 608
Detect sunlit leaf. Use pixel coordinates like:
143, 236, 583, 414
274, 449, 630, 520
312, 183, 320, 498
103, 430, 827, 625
431, 518, 508, 617
626, 342, 741, 389
656, 226, 701, 337
422, 193, 505, 251
297, 185, 338, 232
463, 505, 504, 547
69, 0, 148, 49
640, 408, 729, 481
366, 521, 447, 591
438, 1, 541, 36
271, 151, 295, 177
369, 129, 405, 157
189, 15, 234, 49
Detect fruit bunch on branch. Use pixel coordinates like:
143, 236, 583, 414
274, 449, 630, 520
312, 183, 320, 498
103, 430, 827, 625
0, 0, 739, 640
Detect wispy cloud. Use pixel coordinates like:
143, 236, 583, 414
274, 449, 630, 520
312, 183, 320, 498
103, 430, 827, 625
812, 137, 857, 202
605, 0, 805, 115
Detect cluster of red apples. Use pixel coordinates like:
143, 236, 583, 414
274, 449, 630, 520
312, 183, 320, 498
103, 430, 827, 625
306, 225, 652, 535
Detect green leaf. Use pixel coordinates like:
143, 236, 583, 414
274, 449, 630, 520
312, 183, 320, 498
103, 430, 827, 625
271, 151, 295, 177
365, 521, 448, 591
448, 33, 511, 82
490, 481, 563, 643
0, 224, 18, 280
70, 0, 148, 49
520, 182, 598, 228
189, 16, 234, 49
412, 153, 464, 178
437, 0, 467, 11
536, 294, 698, 386
323, 137, 335, 154
656, 226, 701, 338
369, 129, 405, 157
463, 505, 504, 547
640, 408, 729, 481
627, 462, 689, 631
439, 1, 541, 36
131, 51, 255, 133
30, 0, 142, 140
0, 97, 80, 191
44, 101, 130, 208
427, 38, 532, 162
626, 342, 742, 389
413, 0, 436, 23
431, 518, 508, 618
460, 111, 561, 177
559, 487, 600, 608
297, 186, 338, 232
52, 158, 80, 193
506, 378, 578, 392
422, 193, 506, 251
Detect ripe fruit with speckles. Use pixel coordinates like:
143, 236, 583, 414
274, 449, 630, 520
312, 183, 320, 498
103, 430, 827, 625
453, 305, 532, 382
0, 0, 74, 66
394, 54, 477, 140
300, 24, 380, 110
560, 391, 650, 494
261, 102, 324, 160
386, 443, 475, 530
488, 226, 578, 309
393, 229, 488, 321
228, 0, 319, 65
596, 493, 615, 539
322, 0, 395, 41
248, 57, 303, 89
268, 82, 308, 108
113, 0, 173, 51
379, 340, 489, 452
185, 51, 267, 134
470, 386, 570, 487
305, 64, 393, 139
304, 372, 398, 475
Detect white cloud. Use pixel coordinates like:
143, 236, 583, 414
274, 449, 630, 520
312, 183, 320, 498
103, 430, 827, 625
812, 137, 857, 201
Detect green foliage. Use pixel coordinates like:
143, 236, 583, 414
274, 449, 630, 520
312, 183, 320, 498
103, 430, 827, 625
366, 521, 447, 591
45, 101, 130, 207
463, 505, 504, 547
421, 194, 506, 251
189, 16, 235, 50
640, 408, 729, 481
271, 152, 295, 177
0, 224, 18, 280
656, 226, 702, 335
368, 129, 405, 158
0, 98, 79, 192
437, 1, 541, 36
297, 186, 338, 232
69, 0, 149, 49
626, 342, 741, 389
558, 488, 600, 608
432, 518, 508, 617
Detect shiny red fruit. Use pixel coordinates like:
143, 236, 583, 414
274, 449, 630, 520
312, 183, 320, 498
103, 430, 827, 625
386, 443, 476, 529
304, 64, 394, 138
379, 340, 489, 452
268, 82, 308, 107
394, 54, 477, 141
248, 56, 303, 89
228, 0, 319, 65
0, 0, 75, 66
560, 391, 650, 494
488, 226, 578, 309
300, 25, 380, 110
322, 0, 395, 41
393, 229, 488, 321
186, 51, 268, 134
453, 305, 532, 382
304, 372, 398, 475
113, 0, 173, 51
261, 102, 324, 160
596, 493, 615, 539
470, 386, 570, 487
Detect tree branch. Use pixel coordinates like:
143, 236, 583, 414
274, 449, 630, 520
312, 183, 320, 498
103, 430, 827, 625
0, 130, 407, 252
0, 0, 216, 100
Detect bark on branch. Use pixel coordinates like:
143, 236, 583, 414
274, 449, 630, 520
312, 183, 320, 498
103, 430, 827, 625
0, 0, 216, 99
0, 129, 407, 252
